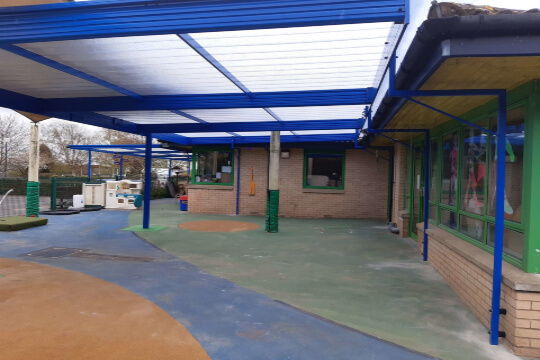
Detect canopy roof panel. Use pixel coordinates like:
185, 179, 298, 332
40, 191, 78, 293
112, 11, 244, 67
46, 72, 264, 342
68, 144, 191, 161
19, 35, 243, 96
0, 0, 407, 146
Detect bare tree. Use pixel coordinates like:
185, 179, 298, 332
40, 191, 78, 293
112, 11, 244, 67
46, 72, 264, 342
41, 120, 101, 176
0, 112, 30, 177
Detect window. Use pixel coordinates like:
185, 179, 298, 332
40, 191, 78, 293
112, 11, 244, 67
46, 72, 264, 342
487, 224, 524, 261
461, 121, 488, 216
422, 105, 526, 264
304, 151, 345, 189
488, 107, 525, 224
441, 131, 459, 207
192, 149, 234, 185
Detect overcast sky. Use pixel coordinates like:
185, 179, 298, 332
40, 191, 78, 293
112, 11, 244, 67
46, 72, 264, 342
1, 0, 538, 134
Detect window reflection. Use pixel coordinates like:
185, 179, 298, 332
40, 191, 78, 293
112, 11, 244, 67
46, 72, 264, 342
488, 107, 525, 224
461, 121, 488, 221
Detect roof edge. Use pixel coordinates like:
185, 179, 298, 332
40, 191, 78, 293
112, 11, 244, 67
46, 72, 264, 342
372, 12, 540, 130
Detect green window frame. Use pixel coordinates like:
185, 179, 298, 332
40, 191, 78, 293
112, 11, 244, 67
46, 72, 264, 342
303, 150, 345, 189
420, 101, 527, 269
191, 147, 235, 186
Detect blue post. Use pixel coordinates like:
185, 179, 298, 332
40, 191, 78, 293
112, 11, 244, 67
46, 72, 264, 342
119, 155, 124, 180
87, 150, 92, 181
490, 93, 507, 345
168, 159, 172, 180
423, 131, 430, 261
143, 134, 152, 229
236, 148, 241, 215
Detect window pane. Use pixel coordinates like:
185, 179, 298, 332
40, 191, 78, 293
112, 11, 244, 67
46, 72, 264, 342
195, 150, 233, 183
487, 224, 524, 261
461, 121, 488, 215
488, 107, 525, 223
441, 209, 457, 230
441, 132, 459, 207
459, 215, 484, 242
429, 204, 437, 222
305, 153, 343, 187
430, 139, 439, 201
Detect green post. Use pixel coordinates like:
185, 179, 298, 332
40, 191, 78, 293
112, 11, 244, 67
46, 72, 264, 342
523, 90, 540, 272
265, 190, 280, 233
26, 181, 40, 217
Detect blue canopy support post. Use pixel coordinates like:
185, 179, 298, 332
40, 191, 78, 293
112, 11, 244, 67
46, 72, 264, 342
87, 150, 92, 181
236, 148, 241, 216
143, 134, 152, 229
386, 54, 509, 343
422, 130, 430, 261
168, 159, 172, 181
490, 92, 507, 345
119, 155, 124, 180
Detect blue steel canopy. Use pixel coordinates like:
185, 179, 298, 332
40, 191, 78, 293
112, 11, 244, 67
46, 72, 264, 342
68, 144, 191, 161
0, 0, 407, 145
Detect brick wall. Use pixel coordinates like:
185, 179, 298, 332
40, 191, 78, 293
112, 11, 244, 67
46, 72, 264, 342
419, 225, 540, 358
188, 147, 389, 219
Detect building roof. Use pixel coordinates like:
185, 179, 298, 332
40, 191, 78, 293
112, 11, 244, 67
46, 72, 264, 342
369, 2, 540, 145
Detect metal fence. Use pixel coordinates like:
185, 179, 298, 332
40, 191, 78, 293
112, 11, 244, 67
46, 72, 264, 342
0, 178, 51, 218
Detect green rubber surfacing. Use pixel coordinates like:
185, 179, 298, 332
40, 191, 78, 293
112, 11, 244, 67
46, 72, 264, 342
0, 216, 48, 231
120, 225, 167, 232
128, 201, 521, 360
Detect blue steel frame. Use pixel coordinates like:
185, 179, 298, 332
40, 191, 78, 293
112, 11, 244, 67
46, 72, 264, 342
0, 0, 411, 288
384, 55, 507, 345
0, 0, 407, 44
143, 134, 152, 229
87, 151, 92, 180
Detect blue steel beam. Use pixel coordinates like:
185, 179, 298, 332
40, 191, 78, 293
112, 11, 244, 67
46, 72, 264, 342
46, 111, 139, 133
143, 134, 152, 229
43, 88, 376, 112
155, 133, 358, 146
179, 34, 252, 95
169, 110, 210, 124
0, 88, 43, 114
136, 119, 363, 134
0, 44, 142, 99
0, 0, 407, 45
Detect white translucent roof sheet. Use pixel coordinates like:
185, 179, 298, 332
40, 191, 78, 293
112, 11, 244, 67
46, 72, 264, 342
179, 132, 233, 138
235, 131, 295, 137
189, 23, 395, 92
293, 129, 356, 135
20, 35, 242, 96
93, 147, 138, 153
269, 105, 365, 121
0, 49, 122, 98
98, 111, 198, 124
180, 108, 277, 123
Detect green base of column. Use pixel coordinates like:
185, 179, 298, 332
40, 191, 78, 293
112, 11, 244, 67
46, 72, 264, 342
265, 190, 279, 233
26, 181, 40, 218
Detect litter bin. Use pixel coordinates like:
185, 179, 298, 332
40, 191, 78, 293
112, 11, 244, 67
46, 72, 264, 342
180, 195, 188, 211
